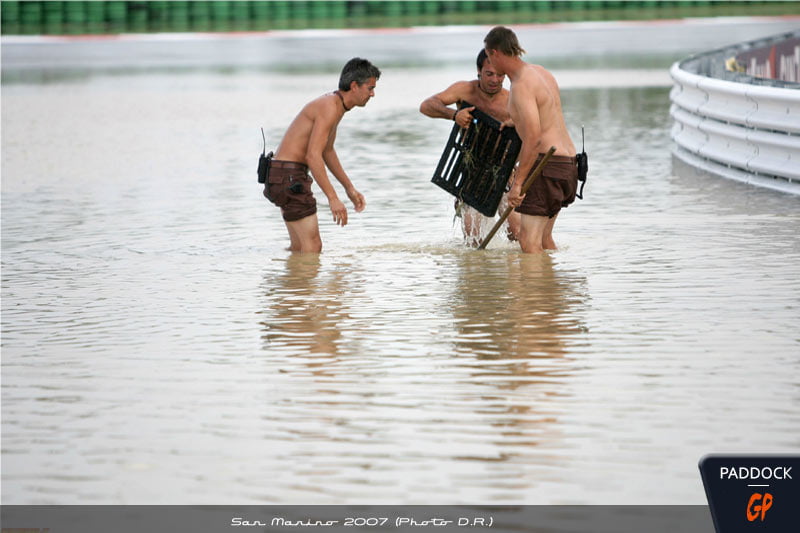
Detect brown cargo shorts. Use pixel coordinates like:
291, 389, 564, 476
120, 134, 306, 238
515, 153, 578, 218
263, 159, 317, 222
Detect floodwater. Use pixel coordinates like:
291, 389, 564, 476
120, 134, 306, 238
2, 18, 799, 505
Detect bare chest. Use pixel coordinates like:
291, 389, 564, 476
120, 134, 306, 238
468, 92, 510, 122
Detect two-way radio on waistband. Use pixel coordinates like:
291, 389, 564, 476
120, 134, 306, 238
576, 125, 588, 200
257, 127, 273, 184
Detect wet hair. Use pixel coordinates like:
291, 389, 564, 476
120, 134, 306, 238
338, 58, 381, 91
484, 26, 526, 57
476, 49, 488, 72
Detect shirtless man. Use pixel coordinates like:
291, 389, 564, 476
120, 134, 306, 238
419, 49, 520, 244
263, 57, 380, 253
484, 27, 578, 254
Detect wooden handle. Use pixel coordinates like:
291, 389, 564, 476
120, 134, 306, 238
477, 146, 557, 250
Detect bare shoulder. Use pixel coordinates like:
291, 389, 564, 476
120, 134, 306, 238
306, 92, 336, 112
439, 81, 475, 104
531, 64, 559, 88
453, 80, 475, 93
511, 70, 536, 97
303, 93, 339, 120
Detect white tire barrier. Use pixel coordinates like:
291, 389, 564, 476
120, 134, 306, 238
669, 35, 800, 195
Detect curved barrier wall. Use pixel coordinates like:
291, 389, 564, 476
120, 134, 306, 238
669, 31, 800, 194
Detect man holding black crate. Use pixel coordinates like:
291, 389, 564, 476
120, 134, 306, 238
420, 49, 521, 245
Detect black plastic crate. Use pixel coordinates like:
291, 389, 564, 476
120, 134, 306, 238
431, 102, 522, 217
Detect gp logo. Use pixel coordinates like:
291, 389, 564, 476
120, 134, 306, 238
700, 455, 799, 532
746, 492, 772, 522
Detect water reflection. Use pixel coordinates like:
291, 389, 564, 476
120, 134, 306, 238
260, 254, 349, 360
437, 252, 588, 480
452, 252, 587, 364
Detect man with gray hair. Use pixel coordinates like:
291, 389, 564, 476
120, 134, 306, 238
263, 58, 381, 253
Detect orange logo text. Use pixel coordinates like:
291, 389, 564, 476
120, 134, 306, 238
746, 492, 773, 522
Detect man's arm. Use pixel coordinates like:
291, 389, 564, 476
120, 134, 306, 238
305, 102, 349, 226
419, 81, 475, 128
507, 88, 543, 207
323, 131, 365, 213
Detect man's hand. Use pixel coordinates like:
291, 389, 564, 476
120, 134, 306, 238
346, 187, 366, 212
455, 106, 476, 129
329, 197, 348, 226
499, 118, 515, 131
507, 185, 524, 209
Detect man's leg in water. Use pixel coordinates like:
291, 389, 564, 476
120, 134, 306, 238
462, 206, 483, 246
506, 210, 521, 241
285, 213, 322, 253
499, 193, 520, 241
542, 212, 559, 250
518, 213, 550, 254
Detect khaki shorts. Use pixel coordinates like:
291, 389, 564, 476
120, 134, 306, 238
263, 160, 317, 222
516, 154, 578, 218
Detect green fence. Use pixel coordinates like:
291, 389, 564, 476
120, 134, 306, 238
2, 1, 798, 35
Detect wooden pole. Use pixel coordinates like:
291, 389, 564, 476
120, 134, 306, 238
477, 146, 557, 250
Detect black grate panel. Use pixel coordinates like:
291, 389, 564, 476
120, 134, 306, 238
431, 102, 522, 217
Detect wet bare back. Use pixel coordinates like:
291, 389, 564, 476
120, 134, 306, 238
275, 93, 343, 164
509, 64, 575, 158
